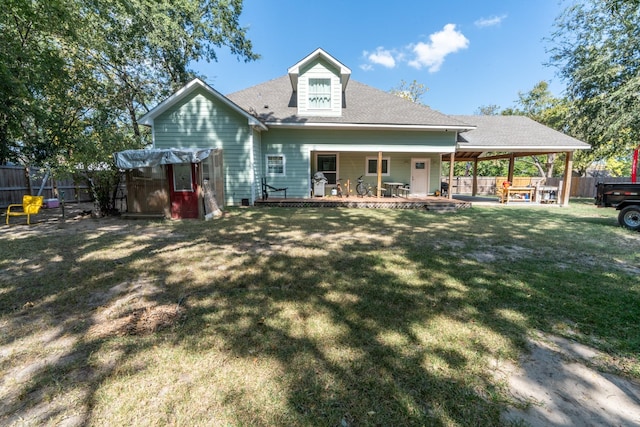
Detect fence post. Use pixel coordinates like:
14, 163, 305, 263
25, 167, 32, 195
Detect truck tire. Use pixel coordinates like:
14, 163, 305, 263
618, 205, 640, 231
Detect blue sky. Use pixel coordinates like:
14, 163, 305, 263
191, 0, 566, 115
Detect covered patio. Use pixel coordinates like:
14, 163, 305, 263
442, 115, 591, 206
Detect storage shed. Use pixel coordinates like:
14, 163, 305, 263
113, 148, 224, 219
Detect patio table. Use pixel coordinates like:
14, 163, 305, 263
383, 182, 405, 197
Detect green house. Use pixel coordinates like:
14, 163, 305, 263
127, 48, 589, 216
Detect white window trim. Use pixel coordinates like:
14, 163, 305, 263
266, 154, 286, 176
365, 156, 390, 176
315, 152, 339, 185
308, 77, 331, 110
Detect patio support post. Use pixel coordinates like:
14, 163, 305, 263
472, 157, 478, 196
377, 151, 382, 198
507, 153, 515, 183
561, 151, 573, 206
448, 153, 455, 199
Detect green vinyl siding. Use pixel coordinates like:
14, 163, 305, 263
336, 152, 441, 193
263, 128, 455, 149
153, 87, 256, 205
261, 140, 311, 199
262, 128, 453, 197
252, 128, 263, 202
151, 88, 455, 203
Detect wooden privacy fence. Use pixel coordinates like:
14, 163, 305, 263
0, 165, 92, 208
441, 176, 632, 198
441, 176, 546, 196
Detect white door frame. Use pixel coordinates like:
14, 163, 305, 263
410, 158, 431, 196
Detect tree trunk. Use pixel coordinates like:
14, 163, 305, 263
545, 153, 556, 178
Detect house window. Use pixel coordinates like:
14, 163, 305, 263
316, 153, 337, 184
309, 78, 331, 109
266, 154, 285, 176
365, 157, 390, 176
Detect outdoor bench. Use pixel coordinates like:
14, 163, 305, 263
6, 195, 44, 225
261, 177, 287, 200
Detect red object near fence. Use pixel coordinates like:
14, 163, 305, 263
632, 148, 638, 183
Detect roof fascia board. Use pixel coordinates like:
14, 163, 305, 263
266, 122, 475, 132
139, 78, 267, 131
459, 144, 590, 151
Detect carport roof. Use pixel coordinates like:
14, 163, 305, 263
446, 115, 590, 161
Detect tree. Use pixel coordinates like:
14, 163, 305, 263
500, 81, 573, 177
0, 0, 81, 165
390, 79, 428, 104
550, 0, 640, 164
1, 0, 258, 212
475, 104, 501, 116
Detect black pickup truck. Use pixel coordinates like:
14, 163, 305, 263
595, 182, 640, 230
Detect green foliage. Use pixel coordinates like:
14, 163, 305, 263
605, 156, 633, 177
475, 104, 501, 115
551, 0, 640, 161
443, 160, 510, 177
503, 81, 559, 123
0, 0, 80, 165
1, 0, 257, 212
0, 2, 257, 164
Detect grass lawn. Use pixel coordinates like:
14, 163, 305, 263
1, 199, 638, 426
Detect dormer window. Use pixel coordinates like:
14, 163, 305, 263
309, 78, 331, 109
288, 49, 351, 117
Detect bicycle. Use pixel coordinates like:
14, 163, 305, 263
356, 175, 373, 197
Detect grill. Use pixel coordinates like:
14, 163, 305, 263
312, 172, 328, 197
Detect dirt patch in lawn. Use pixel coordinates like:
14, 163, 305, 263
86, 277, 186, 339
493, 331, 640, 426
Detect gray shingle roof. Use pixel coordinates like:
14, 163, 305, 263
452, 115, 590, 151
226, 76, 472, 129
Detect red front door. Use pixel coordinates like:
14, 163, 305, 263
168, 163, 199, 219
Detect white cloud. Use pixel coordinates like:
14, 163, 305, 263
364, 47, 397, 68
407, 24, 469, 72
474, 14, 507, 28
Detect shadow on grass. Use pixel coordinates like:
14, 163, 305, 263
0, 204, 638, 425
